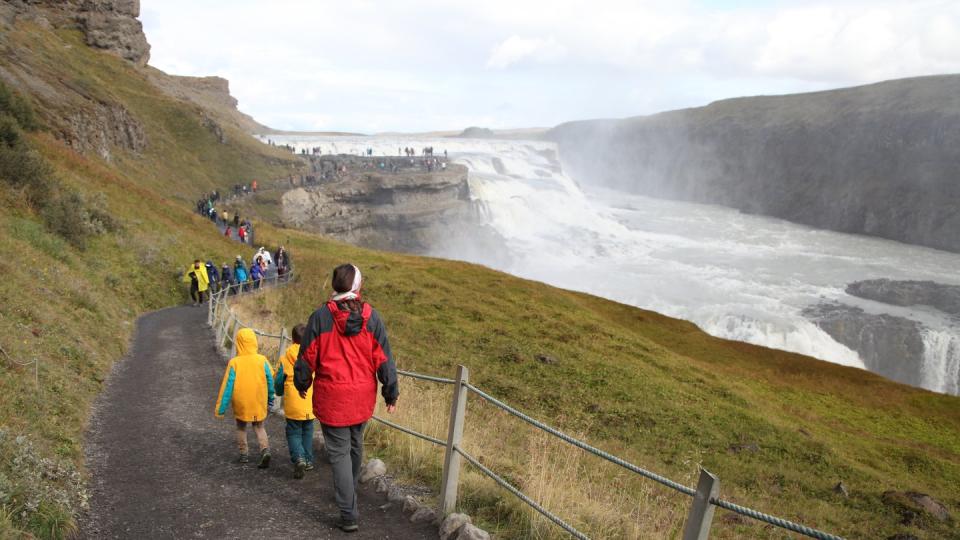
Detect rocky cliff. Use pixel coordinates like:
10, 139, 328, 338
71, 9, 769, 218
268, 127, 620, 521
547, 75, 960, 253
282, 157, 493, 253
1, 0, 150, 65
0, 0, 270, 158
804, 279, 960, 394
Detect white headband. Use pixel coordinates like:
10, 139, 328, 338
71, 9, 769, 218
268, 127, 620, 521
331, 265, 363, 301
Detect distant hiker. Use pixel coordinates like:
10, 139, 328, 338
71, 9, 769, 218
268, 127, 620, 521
238, 225, 247, 244
220, 262, 234, 293
224, 225, 232, 239
293, 264, 399, 533
215, 328, 275, 468
205, 261, 220, 295
275, 246, 290, 279
233, 214, 240, 228
255, 246, 273, 268
252, 180, 258, 192
234, 257, 250, 292
273, 324, 314, 478
251, 255, 264, 290
222, 210, 230, 224
182, 259, 209, 305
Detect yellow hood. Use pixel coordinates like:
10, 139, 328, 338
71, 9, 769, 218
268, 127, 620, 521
235, 328, 259, 355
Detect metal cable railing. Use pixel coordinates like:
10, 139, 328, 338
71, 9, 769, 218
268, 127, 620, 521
207, 283, 844, 540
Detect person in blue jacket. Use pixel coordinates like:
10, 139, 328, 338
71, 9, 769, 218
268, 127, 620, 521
234, 256, 249, 292
220, 262, 234, 294
205, 261, 220, 294
251, 255, 264, 290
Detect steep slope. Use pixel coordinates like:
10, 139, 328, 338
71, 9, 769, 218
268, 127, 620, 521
547, 75, 960, 253
0, 7, 299, 537
0, 4, 957, 540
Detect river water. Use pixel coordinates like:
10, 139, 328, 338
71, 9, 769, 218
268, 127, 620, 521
266, 135, 960, 395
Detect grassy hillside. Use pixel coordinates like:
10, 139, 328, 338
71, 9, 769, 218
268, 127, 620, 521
0, 15, 957, 540
0, 21, 299, 538
231, 223, 960, 539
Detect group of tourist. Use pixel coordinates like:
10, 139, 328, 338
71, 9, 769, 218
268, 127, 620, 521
212, 262, 398, 533
183, 246, 291, 304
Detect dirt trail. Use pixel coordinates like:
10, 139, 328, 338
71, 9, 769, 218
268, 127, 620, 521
81, 305, 435, 539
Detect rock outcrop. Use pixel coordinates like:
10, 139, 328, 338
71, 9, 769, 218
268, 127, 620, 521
282, 158, 500, 254
803, 303, 925, 387
2, 0, 150, 65
847, 279, 960, 318
547, 75, 960, 253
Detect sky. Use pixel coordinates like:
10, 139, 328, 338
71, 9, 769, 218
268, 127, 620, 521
140, 0, 960, 133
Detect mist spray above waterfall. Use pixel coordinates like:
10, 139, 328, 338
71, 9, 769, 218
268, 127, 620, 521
268, 134, 960, 395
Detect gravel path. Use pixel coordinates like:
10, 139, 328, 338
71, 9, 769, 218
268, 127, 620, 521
80, 305, 435, 539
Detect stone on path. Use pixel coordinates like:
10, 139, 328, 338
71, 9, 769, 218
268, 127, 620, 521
439, 513, 472, 540
359, 458, 387, 483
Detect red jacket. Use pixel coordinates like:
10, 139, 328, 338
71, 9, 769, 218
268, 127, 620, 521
294, 301, 398, 427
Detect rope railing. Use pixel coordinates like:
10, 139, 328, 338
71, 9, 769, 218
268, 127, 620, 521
371, 416, 445, 447
206, 283, 843, 540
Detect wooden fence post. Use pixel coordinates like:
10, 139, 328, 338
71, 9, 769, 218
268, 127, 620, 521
439, 365, 469, 515
682, 468, 720, 540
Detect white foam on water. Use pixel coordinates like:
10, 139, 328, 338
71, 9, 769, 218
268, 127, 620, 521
267, 134, 960, 394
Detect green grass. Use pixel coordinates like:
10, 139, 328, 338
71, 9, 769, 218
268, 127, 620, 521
233, 223, 960, 539
0, 16, 957, 540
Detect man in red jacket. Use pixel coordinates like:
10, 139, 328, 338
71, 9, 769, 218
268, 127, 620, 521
294, 264, 398, 533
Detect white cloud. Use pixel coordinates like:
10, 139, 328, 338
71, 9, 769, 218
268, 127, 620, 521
486, 36, 567, 69
140, 0, 960, 132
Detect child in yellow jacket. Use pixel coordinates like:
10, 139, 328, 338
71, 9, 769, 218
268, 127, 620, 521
273, 324, 315, 478
215, 328, 275, 467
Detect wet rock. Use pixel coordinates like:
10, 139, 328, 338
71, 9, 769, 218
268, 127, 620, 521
847, 279, 960, 318
439, 513, 472, 540
803, 302, 925, 387
358, 458, 386, 483
456, 524, 491, 540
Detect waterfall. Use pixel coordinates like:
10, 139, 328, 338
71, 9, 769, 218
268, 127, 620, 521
920, 329, 960, 395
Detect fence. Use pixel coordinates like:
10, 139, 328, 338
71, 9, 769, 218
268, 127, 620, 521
208, 289, 844, 540
207, 271, 295, 368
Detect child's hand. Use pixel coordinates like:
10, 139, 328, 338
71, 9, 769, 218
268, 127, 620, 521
386, 403, 397, 413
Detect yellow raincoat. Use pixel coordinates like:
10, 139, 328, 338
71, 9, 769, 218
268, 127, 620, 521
273, 343, 314, 420
215, 328, 274, 422
183, 263, 210, 292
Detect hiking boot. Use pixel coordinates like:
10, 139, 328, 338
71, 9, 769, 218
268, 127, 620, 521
238, 453, 249, 464
304, 462, 315, 472
258, 449, 271, 469
294, 459, 306, 479
338, 519, 359, 533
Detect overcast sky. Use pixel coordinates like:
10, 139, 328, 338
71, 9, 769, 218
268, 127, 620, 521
140, 0, 960, 133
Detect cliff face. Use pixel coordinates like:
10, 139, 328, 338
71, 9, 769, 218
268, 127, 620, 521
547, 75, 960, 253
2, 0, 150, 65
282, 158, 486, 253
0, 1, 270, 158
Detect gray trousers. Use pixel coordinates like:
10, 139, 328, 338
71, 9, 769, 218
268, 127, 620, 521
321, 423, 366, 521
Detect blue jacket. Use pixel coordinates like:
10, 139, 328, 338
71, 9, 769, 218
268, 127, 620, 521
235, 263, 248, 282
251, 263, 263, 280
205, 261, 219, 283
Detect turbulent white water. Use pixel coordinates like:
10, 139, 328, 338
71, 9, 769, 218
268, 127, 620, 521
267, 134, 960, 394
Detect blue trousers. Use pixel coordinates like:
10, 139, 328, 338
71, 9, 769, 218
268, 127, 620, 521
284, 419, 315, 464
